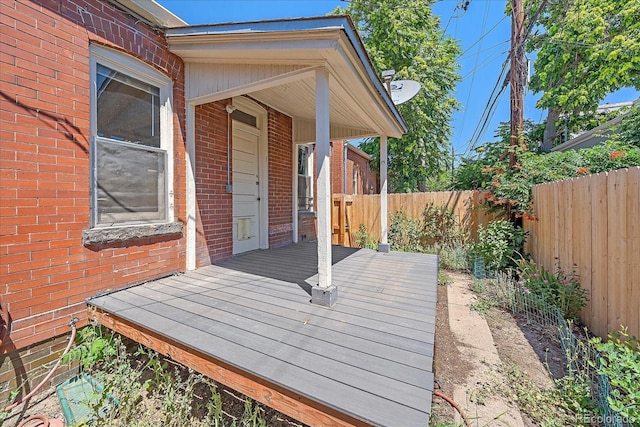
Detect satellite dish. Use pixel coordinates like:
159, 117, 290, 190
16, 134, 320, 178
390, 80, 421, 105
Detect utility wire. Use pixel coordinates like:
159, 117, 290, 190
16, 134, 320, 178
462, 0, 548, 159
458, 39, 509, 62
456, 0, 491, 148
463, 58, 510, 158
458, 15, 509, 58
461, 48, 509, 81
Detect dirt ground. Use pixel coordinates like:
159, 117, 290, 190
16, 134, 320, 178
4, 271, 565, 427
431, 271, 565, 427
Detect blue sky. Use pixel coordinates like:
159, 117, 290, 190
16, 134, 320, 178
157, 0, 638, 158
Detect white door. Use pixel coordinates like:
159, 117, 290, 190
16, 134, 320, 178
232, 120, 261, 254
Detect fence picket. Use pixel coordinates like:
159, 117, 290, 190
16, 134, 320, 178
627, 167, 640, 338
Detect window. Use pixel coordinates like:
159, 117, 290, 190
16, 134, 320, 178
90, 45, 173, 227
352, 164, 359, 195
231, 109, 257, 127
297, 145, 314, 211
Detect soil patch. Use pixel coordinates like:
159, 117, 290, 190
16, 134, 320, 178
429, 271, 575, 426
431, 278, 473, 422
485, 309, 558, 389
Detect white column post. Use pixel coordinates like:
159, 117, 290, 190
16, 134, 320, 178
312, 67, 337, 306
378, 135, 390, 252
292, 142, 299, 243
186, 102, 197, 270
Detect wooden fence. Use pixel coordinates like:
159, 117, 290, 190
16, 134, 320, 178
332, 168, 639, 338
523, 167, 640, 339
331, 191, 502, 247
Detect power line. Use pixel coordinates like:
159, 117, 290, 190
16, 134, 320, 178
443, 0, 473, 33
456, 0, 491, 148
458, 15, 509, 58
460, 48, 509, 80
463, 57, 510, 158
458, 39, 509, 62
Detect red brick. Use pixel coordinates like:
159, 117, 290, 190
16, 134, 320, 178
2, 0, 186, 358
10, 293, 50, 312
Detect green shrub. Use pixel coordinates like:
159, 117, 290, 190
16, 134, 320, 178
419, 202, 468, 247
388, 210, 422, 252
63, 324, 118, 370
515, 259, 588, 321
470, 220, 528, 271
580, 141, 640, 173
353, 224, 377, 249
424, 243, 471, 271
589, 326, 640, 422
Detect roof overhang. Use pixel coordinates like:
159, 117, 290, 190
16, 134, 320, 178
112, 0, 187, 28
166, 16, 407, 142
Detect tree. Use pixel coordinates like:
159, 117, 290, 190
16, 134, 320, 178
453, 119, 544, 190
336, 0, 461, 192
453, 120, 640, 218
525, 0, 640, 151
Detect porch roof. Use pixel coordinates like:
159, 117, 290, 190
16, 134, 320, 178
88, 243, 437, 426
166, 16, 407, 142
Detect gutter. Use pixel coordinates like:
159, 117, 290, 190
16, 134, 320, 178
112, 0, 187, 28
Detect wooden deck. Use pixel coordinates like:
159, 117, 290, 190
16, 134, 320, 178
88, 242, 438, 426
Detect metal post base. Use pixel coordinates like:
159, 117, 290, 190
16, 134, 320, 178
311, 285, 338, 307
378, 243, 390, 253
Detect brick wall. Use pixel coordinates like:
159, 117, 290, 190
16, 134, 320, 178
325, 141, 375, 195
330, 141, 344, 194
297, 212, 317, 242
267, 108, 294, 248
194, 101, 295, 262
0, 333, 77, 403
0, 0, 186, 358
347, 149, 376, 194
194, 101, 233, 266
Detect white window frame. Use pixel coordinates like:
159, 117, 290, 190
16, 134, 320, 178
297, 144, 314, 212
89, 44, 174, 227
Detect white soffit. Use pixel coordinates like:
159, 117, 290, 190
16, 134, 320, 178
167, 16, 406, 140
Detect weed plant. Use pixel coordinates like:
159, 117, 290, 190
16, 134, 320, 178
419, 202, 468, 248
472, 269, 638, 426
353, 224, 378, 249
589, 327, 640, 423
388, 210, 423, 252
469, 220, 528, 271
514, 259, 588, 321
63, 325, 269, 426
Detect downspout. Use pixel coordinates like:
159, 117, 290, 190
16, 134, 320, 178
343, 142, 348, 194
225, 104, 236, 194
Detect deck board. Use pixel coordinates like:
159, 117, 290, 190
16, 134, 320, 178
88, 243, 438, 427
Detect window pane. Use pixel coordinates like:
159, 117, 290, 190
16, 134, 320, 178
97, 64, 160, 147
231, 109, 257, 127
298, 146, 307, 175
298, 175, 312, 210
96, 140, 166, 224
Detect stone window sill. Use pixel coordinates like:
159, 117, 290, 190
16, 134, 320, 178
83, 222, 183, 246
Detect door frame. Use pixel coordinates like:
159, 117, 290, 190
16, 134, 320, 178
232, 96, 269, 251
